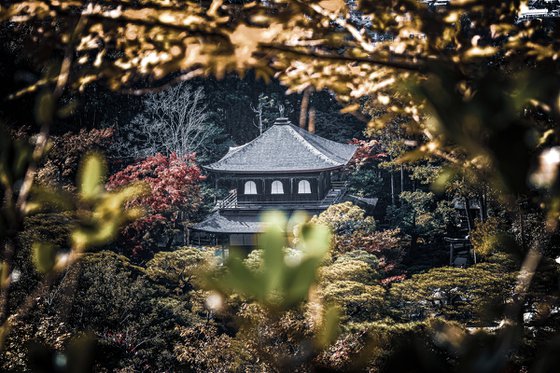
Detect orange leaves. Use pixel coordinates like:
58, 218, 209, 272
229, 23, 284, 70
318, 0, 347, 14
1, 0, 558, 113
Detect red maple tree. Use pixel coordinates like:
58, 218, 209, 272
348, 139, 387, 169
107, 153, 205, 258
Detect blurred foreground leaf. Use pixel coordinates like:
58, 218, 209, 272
78, 153, 106, 201
210, 211, 331, 311
32, 242, 57, 273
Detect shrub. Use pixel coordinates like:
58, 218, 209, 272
389, 258, 517, 323
336, 229, 404, 272
145, 247, 215, 292
320, 251, 380, 285
311, 202, 375, 236
320, 281, 386, 322
470, 217, 506, 258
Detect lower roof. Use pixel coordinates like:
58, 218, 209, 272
191, 211, 264, 234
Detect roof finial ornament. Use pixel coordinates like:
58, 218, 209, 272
278, 103, 285, 117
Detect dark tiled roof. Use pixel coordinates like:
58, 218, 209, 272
191, 212, 264, 234
204, 117, 358, 173
347, 195, 379, 208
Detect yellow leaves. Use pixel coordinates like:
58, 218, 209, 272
77, 34, 101, 51
377, 94, 390, 105
207, 0, 223, 18
71, 219, 118, 251
250, 13, 271, 26
72, 181, 147, 251
340, 103, 360, 114
0, 262, 8, 288
444, 11, 459, 24
229, 23, 283, 69
525, 42, 560, 61
464, 46, 498, 59
2, 0, 556, 109
158, 11, 178, 24
530, 147, 560, 189
54, 152, 146, 252
431, 167, 456, 193
25, 187, 73, 215
490, 23, 515, 39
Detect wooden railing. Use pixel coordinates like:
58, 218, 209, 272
214, 182, 350, 211
331, 180, 349, 189
215, 189, 237, 209
329, 180, 348, 204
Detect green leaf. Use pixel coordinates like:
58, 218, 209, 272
26, 186, 73, 215
299, 223, 331, 258
431, 168, 456, 193
316, 305, 340, 348
71, 220, 118, 250
259, 211, 288, 294
224, 255, 264, 300
78, 153, 106, 200
32, 242, 57, 273
284, 257, 321, 305
34, 90, 54, 126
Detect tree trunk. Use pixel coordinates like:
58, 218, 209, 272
479, 186, 488, 222
478, 192, 485, 222
400, 165, 404, 193
299, 87, 312, 128
518, 197, 527, 251
258, 108, 263, 135
390, 170, 395, 205
308, 107, 316, 133
411, 211, 418, 249
463, 196, 472, 233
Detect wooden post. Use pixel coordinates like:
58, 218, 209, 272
290, 177, 294, 196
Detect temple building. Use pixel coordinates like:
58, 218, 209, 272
190, 116, 358, 247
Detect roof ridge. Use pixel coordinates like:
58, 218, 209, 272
285, 125, 340, 166
288, 124, 352, 163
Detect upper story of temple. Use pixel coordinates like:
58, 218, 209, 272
203, 116, 358, 211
